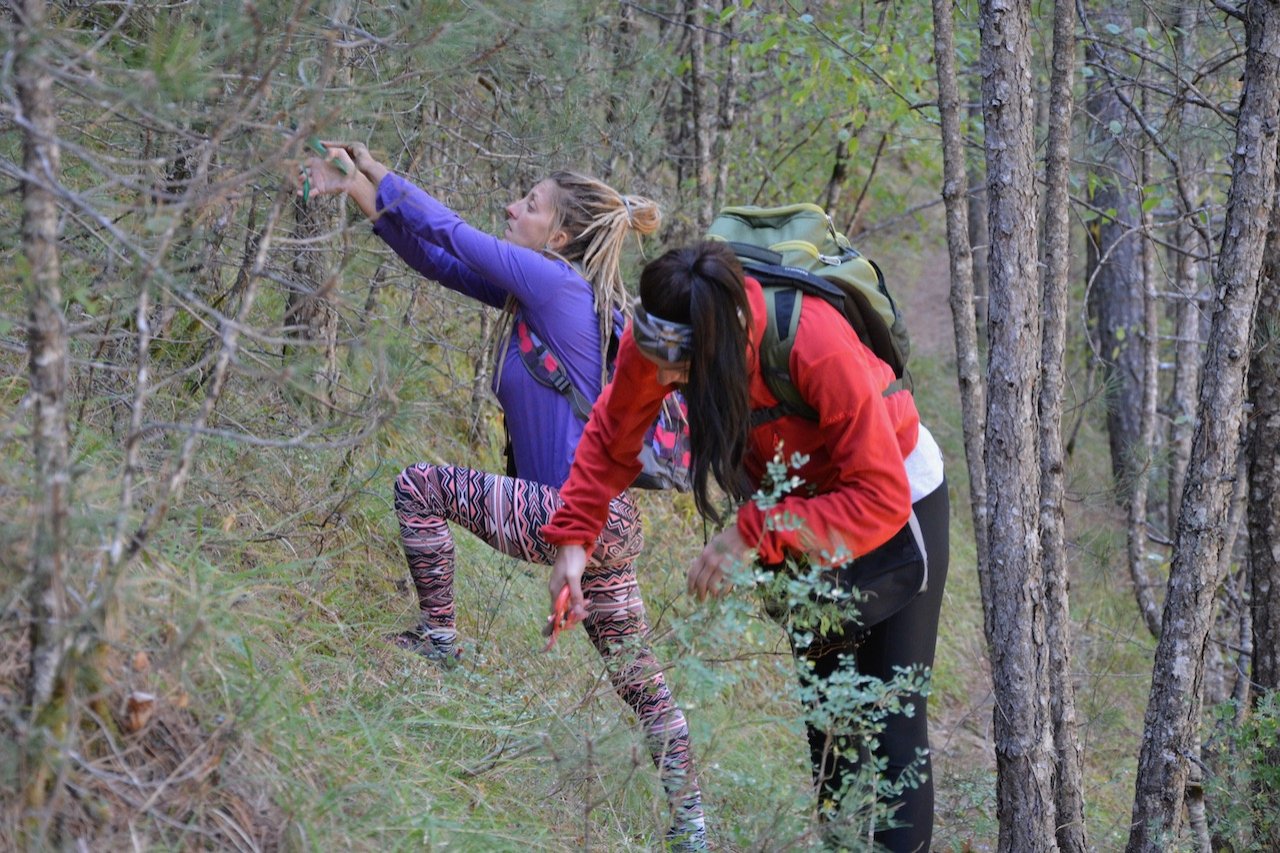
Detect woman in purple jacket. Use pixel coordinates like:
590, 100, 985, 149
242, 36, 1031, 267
301, 144, 706, 850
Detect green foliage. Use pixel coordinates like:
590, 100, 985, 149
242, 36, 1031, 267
687, 449, 936, 840
1203, 693, 1280, 850
724, 2, 943, 219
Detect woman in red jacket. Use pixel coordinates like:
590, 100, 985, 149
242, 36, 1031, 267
544, 241, 949, 851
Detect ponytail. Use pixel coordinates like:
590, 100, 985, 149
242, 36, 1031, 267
639, 242, 753, 523
546, 171, 661, 386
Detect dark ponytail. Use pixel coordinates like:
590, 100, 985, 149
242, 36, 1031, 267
639, 242, 754, 523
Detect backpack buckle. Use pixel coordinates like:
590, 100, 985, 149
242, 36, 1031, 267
548, 371, 572, 394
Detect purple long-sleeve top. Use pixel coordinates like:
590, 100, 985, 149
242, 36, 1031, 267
370, 173, 605, 488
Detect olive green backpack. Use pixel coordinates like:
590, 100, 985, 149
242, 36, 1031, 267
706, 203, 911, 422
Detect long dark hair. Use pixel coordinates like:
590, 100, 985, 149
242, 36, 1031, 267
638, 242, 754, 522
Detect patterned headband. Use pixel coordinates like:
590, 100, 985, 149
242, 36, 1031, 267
632, 301, 694, 364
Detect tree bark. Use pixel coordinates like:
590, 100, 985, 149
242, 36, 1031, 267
978, 1, 1057, 849
1250, 149, 1280, 695
685, 0, 715, 231
931, 0, 988, 591
1127, 1, 1280, 849
711, 0, 737, 218
16, 0, 70, 721
967, 100, 990, 342
286, 194, 341, 401
284, 6, 351, 406
1167, 4, 1211, 529
1040, 1, 1087, 849
1126, 100, 1164, 639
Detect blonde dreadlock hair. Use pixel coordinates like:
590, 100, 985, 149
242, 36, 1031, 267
493, 171, 661, 388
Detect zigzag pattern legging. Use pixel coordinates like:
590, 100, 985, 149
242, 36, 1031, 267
393, 463, 703, 830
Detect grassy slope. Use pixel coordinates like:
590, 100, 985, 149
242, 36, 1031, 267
0, 225, 1157, 851
172, 245, 1149, 851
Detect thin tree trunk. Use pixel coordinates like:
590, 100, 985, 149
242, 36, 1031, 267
16, 0, 70, 835
1085, 0, 1147, 500
978, 1, 1057, 849
685, 0, 714, 231
1167, 4, 1209, 528
1040, 1, 1087, 848
712, 1, 737, 217
1250, 149, 1280, 696
1127, 1, 1280, 849
931, 0, 988, 587
284, 7, 350, 406
601, 0, 636, 181
823, 128, 851, 214
1126, 111, 1163, 638
16, 0, 69, 721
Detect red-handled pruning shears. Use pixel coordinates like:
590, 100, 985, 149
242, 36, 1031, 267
543, 586, 581, 652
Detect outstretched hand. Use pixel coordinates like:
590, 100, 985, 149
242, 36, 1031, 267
321, 141, 389, 186
687, 525, 750, 601
296, 146, 358, 199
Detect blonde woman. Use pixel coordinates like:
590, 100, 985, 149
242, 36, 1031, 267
301, 146, 707, 850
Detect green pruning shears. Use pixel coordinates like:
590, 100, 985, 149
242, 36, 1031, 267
300, 136, 352, 203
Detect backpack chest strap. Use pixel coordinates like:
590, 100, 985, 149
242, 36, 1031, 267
756, 286, 819, 423
751, 287, 904, 428
515, 315, 595, 421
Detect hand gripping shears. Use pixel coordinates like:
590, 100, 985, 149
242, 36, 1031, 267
543, 586, 581, 652
300, 136, 351, 203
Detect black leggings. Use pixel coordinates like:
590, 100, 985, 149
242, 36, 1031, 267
798, 481, 950, 852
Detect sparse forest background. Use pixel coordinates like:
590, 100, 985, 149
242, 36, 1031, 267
3, 1, 1278, 851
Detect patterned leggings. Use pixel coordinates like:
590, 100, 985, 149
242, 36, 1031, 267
393, 463, 703, 835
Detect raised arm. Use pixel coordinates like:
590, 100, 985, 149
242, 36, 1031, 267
301, 144, 562, 308
372, 173, 570, 311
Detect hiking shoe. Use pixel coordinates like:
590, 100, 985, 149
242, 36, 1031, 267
665, 823, 709, 852
387, 628, 462, 667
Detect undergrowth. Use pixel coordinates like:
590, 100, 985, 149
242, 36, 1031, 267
1, 229, 1173, 851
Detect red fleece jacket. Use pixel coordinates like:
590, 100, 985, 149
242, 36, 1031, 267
542, 275, 918, 566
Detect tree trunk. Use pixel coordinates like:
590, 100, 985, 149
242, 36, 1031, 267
978, 1, 1057, 849
685, 0, 715, 231
16, 0, 70, 722
1085, 1, 1147, 500
17, 0, 71, 834
284, 5, 351, 406
286, 195, 341, 401
711, 0, 737, 218
1167, 4, 1210, 528
1126, 112, 1163, 639
931, 0, 987, 586
1040, 1, 1087, 848
967, 99, 990, 343
1127, 1, 1280, 849
1250, 148, 1280, 695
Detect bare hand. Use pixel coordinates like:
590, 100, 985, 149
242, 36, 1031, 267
687, 526, 749, 601
322, 141, 388, 184
547, 544, 590, 631
295, 146, 358, 199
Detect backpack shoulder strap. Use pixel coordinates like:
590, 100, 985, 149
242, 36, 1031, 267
514, 314, 595, 422
752, 285, 819, 426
